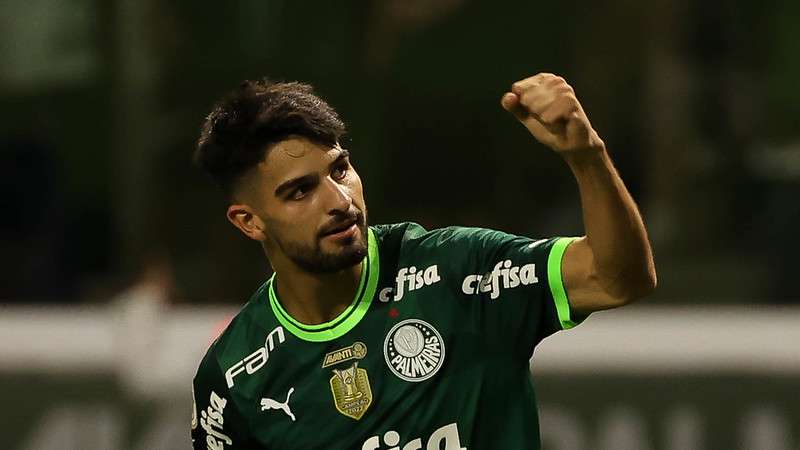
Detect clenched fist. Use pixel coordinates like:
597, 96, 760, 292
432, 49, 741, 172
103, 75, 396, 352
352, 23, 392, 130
501, 73, 605, 155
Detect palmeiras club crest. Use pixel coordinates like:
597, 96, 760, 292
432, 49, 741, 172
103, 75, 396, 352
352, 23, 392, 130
384, 319, 445, 382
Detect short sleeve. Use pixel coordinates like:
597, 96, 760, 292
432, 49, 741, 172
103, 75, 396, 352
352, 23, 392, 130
435, 227, 589, 358
191, 351, 255, 450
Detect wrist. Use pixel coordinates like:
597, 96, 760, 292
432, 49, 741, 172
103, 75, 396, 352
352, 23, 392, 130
562, 144, 610, 170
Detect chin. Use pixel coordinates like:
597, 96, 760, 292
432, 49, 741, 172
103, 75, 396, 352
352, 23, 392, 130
336, 239, 369, 267
336, 239, 368, 262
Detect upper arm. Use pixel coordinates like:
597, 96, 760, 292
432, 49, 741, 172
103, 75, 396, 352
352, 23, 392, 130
561, 236, 628, 314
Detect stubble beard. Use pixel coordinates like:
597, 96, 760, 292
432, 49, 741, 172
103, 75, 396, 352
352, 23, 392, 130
277, 214, 369, 274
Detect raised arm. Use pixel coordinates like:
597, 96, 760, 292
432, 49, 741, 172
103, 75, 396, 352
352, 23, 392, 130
501, 73, 657, 314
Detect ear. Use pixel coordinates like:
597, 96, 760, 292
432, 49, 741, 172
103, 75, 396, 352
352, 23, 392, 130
226, 203, 266, 241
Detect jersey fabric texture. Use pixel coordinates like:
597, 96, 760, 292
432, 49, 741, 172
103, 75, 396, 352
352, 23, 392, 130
191, 222, 588, 450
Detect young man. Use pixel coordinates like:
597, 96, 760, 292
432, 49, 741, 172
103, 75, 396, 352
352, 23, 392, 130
190, 74, 656, 450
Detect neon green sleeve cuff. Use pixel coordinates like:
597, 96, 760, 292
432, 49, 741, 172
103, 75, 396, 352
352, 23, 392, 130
547, 237, 581, 330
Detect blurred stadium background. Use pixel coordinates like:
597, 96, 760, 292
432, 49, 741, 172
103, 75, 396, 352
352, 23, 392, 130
1, 1, 798, 449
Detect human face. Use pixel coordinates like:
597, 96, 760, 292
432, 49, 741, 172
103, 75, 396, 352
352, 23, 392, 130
243, 137, 368, 273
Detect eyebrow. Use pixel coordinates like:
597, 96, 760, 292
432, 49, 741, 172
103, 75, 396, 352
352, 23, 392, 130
273, 149, 351, 197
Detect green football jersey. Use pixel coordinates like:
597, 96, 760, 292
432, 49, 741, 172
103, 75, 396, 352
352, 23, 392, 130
191, 222, 587, 450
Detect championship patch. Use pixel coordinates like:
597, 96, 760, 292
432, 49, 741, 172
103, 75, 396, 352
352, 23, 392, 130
329, 361, 372, 420
384, 319, 445, 382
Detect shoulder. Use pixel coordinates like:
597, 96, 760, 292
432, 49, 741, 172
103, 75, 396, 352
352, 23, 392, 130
372, 222, 507, 250
371, 223, 537, 280
194, 279, 279, 385
371, 222, 427, 242
372, 222, 562, 277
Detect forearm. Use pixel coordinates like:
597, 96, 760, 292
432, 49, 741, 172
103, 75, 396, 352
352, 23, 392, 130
564, 147, 657, 301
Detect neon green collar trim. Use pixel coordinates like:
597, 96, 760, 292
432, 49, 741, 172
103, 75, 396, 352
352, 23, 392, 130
268, 228, 379, 342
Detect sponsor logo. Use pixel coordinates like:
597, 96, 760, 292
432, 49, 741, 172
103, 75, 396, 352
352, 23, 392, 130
200, 390, 232, 450
330, 361, 373, 420
379, 265, 441, 302
461, 260, 539, 299
361, 422, 467, 450
225, 326, 285, 388
322, 341, 367, 368
384, 319, 444, 382
261, 387, 296, 422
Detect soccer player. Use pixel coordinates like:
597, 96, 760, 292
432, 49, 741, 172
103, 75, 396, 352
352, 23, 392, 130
190, 73, 656, 450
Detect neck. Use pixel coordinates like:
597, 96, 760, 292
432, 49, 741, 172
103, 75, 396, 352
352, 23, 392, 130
269, 257, 364, 325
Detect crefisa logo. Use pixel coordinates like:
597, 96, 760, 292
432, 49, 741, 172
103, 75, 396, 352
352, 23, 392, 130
384, 319, 445, 382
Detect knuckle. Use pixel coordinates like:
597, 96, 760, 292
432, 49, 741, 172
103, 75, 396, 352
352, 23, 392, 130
519, 90, 536, 104
559, 86, 574, 95
548, 76, 568, 88
561, 92, 578, 104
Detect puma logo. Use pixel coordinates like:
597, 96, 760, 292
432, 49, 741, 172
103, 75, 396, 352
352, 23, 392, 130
260, 387, 296, 422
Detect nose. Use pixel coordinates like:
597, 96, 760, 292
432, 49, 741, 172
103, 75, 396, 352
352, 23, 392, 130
320, 176, 352, 214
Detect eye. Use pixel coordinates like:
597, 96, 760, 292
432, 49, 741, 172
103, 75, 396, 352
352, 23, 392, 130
290, 185, 311, 200
332, 162, 349, 180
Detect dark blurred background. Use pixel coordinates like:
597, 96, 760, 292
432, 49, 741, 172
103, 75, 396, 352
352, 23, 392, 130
2, 0, 799, 306
3, 2, 800, 450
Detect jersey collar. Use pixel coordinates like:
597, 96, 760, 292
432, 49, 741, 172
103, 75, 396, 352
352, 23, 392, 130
267, 227, 380, 342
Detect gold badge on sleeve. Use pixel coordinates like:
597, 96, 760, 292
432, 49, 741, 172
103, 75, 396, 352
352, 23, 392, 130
329, 361, 372, 420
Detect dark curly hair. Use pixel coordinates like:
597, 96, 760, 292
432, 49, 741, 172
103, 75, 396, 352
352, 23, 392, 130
194, 79, 346, 195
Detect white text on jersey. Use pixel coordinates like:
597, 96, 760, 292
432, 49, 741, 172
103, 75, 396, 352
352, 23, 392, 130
225, 326, 285, 388
379, 265, 441, 302
200, 390, 232, 450
461, 260, 539, 299
361, 422, 466, 450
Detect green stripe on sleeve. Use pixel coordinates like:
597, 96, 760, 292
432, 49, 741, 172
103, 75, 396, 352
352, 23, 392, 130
547, 237, 580, 330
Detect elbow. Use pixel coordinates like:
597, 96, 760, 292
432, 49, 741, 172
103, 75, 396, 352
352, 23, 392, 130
617, 268, 658, 305
644, 261, 658, 295
602, 266, 657, 307
588, 252, 658, 308
634, 269, 658, 299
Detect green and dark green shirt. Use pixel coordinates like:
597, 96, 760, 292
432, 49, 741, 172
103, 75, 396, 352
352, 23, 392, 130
191, 222, 587, 450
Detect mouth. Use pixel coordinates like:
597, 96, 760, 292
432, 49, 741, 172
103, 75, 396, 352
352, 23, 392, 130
320, 216, 360, 240
323, 222, 358, 241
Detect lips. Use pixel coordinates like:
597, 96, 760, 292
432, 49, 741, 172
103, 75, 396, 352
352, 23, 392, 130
321, 217, 358, 237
